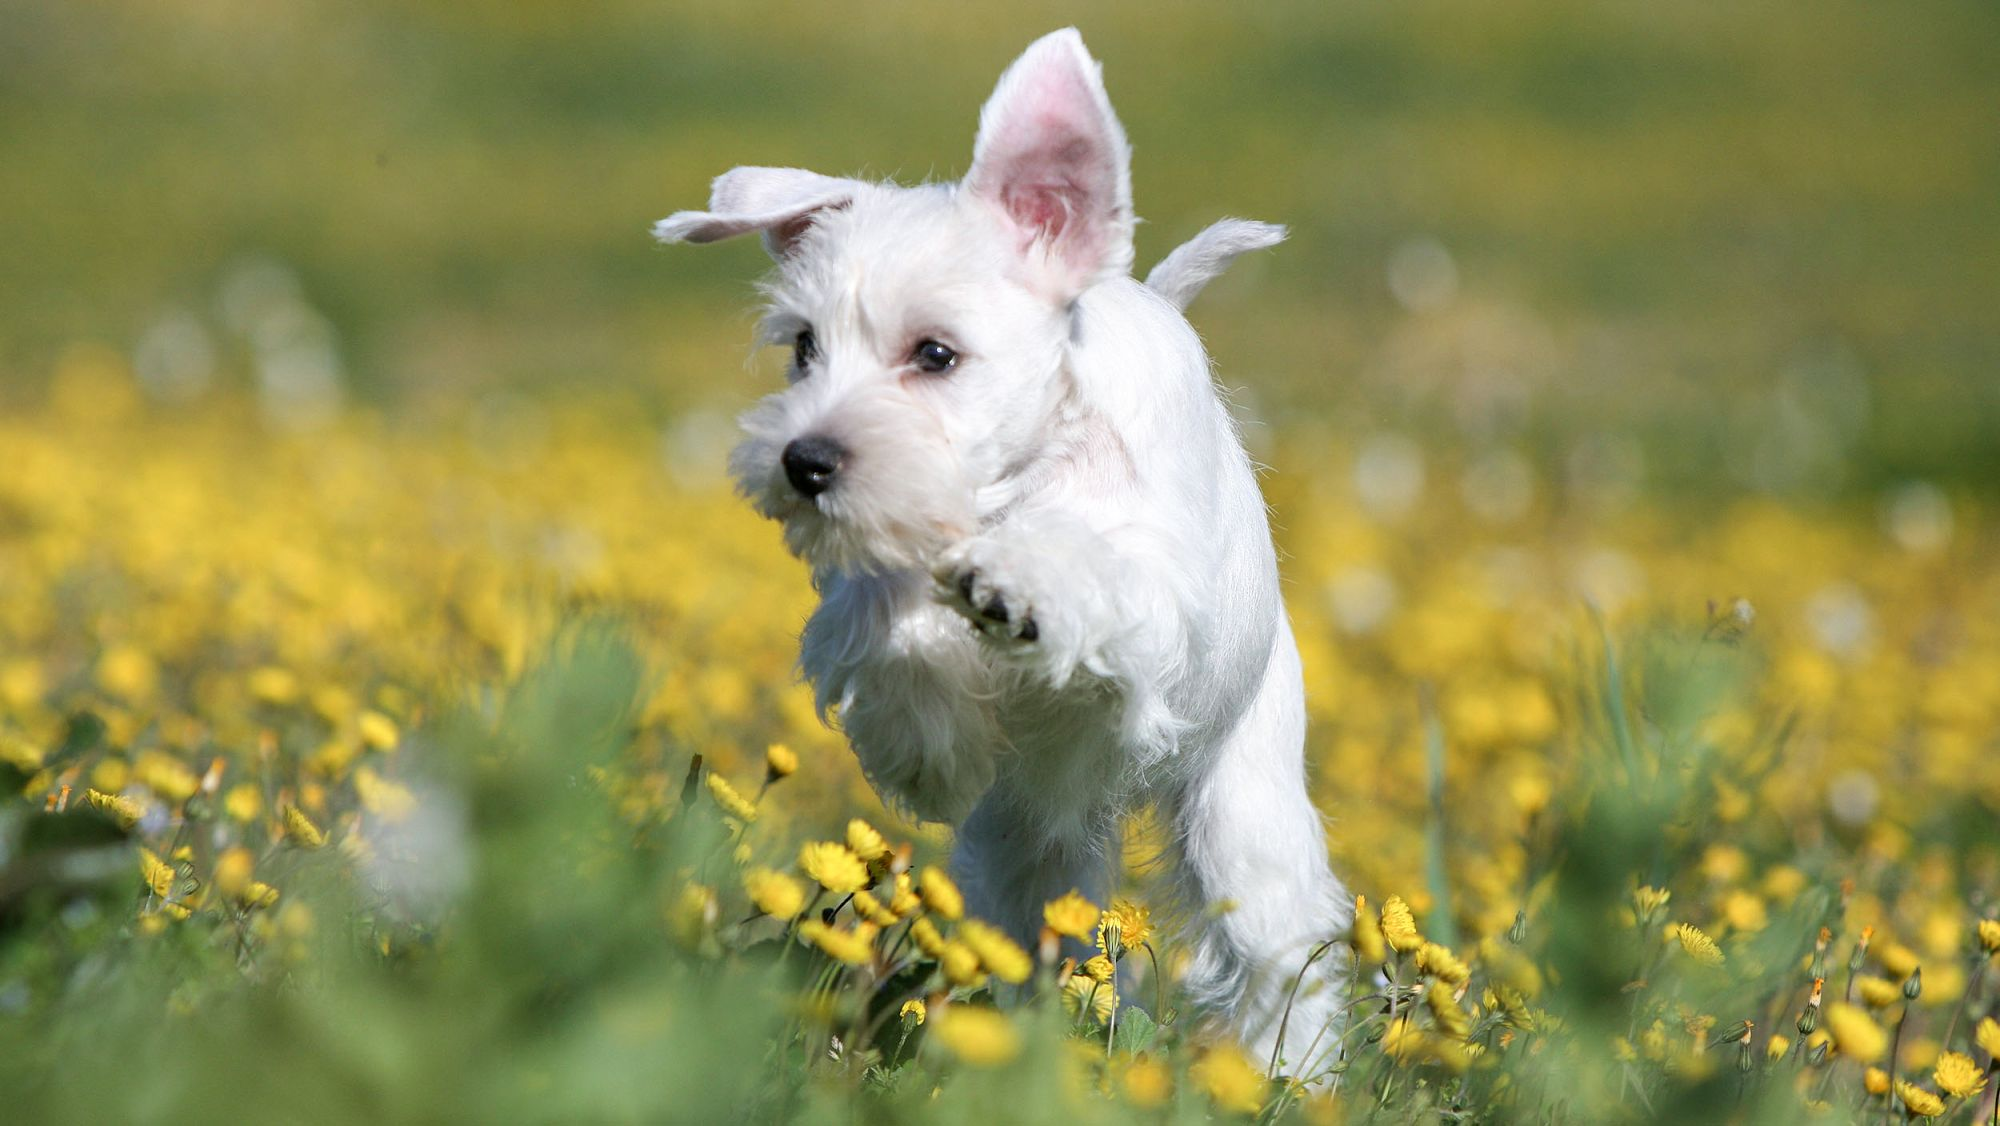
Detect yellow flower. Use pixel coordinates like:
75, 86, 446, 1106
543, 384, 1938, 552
932, 1007, 1019, 1066
853, 889, 899, 926
910, 917, 947, 958
1977, 919, 2000, 953
1864, 1067, 1891, 1095
1669, 923, 1724, 966
1895, 1081, 1945, 1119
213, 847, 254, 901
1062, 975, 1114, 1024
1191, 1044, 1266, 1115
223, 784, 262, 823
668, 883, 717, 949
1934, 1051, 1986, 1099
84, 788, 142, 828
356, 709, 400, 751
95, 645, 158, 701
134, 752, 199, 804
889, 872, 921, 916
799, 842, 868, 894
284, 805, 327, 849
704, 773, 757, 822
1426, 978, 1470, 1038
1079, 954, 1116, 984
845, 819, 890, 863
1416, 942, 1470, 985
919, 866, 963, 920
899, 999, 926, 1026
959, 920, 1032, 984
1380, 895, 1422, 953
354, 766, 417, 822
1350, 894, 1386, 962
1121, 1055, 1173, 1108
240, 882, 280, 909
1099, 899, 1152, 953
939, 941, 986, 988
1977, 1017, 2000, 1059
1824, 1003, 1888, 1062
798, 919, 877, 965
743, 867, 806, 919
1766, 1034, 1790, 1061
1042, 890, 1100, 939
764, 743, 798, 781
1878, 941, 1921, 980
1855, 975, 1901, 1009
138, 847, 174, 899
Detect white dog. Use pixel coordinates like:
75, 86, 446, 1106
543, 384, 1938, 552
656, 28, 1349, 1071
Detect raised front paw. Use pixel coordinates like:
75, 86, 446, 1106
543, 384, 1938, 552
935, 541, 1039, 645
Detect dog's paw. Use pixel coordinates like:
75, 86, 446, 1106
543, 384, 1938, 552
934, 542, 1038, 645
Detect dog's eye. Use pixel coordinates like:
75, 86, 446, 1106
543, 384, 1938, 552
793, 329, 818, 370
913, 339, 958, 374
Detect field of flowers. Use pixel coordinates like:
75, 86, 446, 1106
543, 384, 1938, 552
1, 347, 1996, 1122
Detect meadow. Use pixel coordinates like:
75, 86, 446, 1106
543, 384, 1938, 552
2, 1, 1997, 1122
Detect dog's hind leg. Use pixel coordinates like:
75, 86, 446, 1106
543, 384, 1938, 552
1164, 620, 1350, 1077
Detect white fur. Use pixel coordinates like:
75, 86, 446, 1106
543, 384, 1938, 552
656, 27, 1348, 1075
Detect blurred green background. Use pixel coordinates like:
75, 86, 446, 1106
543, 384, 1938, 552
3, 0, 1996, 493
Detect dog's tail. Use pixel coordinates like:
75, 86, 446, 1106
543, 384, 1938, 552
1143, 219, 1287, 311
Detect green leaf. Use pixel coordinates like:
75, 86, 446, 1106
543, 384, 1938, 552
1113, 1006, 1158, 1055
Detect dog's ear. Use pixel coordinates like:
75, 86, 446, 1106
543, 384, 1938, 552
964, 28, 1134, 301
653, 167, 862, 259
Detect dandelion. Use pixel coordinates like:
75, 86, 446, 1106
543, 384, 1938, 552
1351, 894, 1386, 962
1933, 1051, 1984, 1099
84, 788, 142, 828
138, 847, 174, 899
1042, 890, 1099, 939
1416, 941, 1470, 985
763, 743, 798, 782
853, 890, 899, 926
939, 941, 986, 988
798, 919, 877, 965
223, 784, 262, 823
1977, 1017, 2000, 1058
1977, 919, 2000, 953
1669, 923, 1725, 966
1191, 1043, 1265, 1114
743, 867, 806, 919
704, 773, 758, 822
1855, 975, 1901, 1008
356, 709, 400, 751
1121, 1055, 1172, 1108
899, 999, 926, 1027
1765, 1034, 1789, 1061
844, 819, 890, 863
240, 882, 280, 909
212, 847, 254, 901
799, 842, 868, 894
1823, 1002, 1888, 1062
910, 917, 947, 958
1632, 885, 1672, 923
1864, 1067, 1891, 1095
1426, 978, 1470, 1038
1079, 954, 1116, 984
919, 865, 963, 920
959, 920, 1032, 985
1895, 1081, 1945, 1119
1100, 899, 1152, 950
1380, 895, 1422, 953
1062, 975, 1114, 1024
932, 1007, 1019, 1067
284, 805, 327, 849
889, 872, 921, 916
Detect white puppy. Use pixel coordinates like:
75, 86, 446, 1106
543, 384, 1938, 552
656, 28, 1349, 1071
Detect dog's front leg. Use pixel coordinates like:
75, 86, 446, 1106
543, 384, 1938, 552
933, 511, 1189, 748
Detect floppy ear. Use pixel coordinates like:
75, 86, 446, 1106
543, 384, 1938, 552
652, 167, 862, 259
963, 28, 1134, 300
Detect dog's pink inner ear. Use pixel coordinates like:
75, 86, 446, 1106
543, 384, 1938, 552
967, 32, 1133, 296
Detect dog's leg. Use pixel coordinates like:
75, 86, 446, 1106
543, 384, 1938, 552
951, 783, 1121, 958
1166, 621, 1350, 1077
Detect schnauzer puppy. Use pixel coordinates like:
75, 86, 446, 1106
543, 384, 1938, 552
656, 28, 1349, 1070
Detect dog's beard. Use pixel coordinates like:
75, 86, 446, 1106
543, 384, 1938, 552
730, 387, 978, 576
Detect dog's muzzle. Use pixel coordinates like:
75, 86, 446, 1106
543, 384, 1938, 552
781, 435, 845, 498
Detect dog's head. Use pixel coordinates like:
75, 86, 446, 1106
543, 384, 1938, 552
655, 29, 1134, 575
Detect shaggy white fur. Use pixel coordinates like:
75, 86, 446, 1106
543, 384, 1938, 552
656, 27, 1349, 1074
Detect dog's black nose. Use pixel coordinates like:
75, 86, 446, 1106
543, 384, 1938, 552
782, 435, 845, 498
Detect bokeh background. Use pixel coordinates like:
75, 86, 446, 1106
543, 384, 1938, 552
4, 3, 2000, 1120
8, 0, 1996, 487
